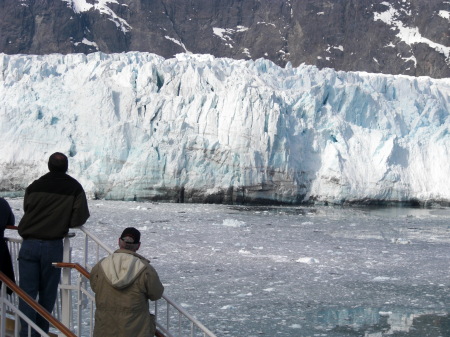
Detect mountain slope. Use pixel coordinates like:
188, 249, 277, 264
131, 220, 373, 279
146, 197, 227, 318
0, 0, 448, 78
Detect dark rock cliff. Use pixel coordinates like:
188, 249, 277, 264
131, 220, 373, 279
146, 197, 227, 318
0, 0, 449, 78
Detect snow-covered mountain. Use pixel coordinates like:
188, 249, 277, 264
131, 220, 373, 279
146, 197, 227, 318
1, 52, 449, 206
0, 0, 449, 78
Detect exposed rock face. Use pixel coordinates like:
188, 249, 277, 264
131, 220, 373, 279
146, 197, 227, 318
0, 0, 449, 77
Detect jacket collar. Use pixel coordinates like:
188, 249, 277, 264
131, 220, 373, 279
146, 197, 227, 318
114, 248, 150, 263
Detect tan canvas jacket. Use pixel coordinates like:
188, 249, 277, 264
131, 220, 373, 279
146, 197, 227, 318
90, 249, 164, 337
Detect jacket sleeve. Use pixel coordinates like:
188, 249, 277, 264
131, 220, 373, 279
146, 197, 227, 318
7, 207, 14, 227
0, 198, 15, 229
22, 188, 30, 213
144, 266, 164, 301
70, 189, 90, 228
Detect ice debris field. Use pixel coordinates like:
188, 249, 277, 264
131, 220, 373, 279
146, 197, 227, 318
6, 199, 450, 337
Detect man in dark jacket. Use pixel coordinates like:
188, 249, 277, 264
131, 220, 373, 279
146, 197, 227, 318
0, 197, 15, 294
18, 152, 90, 337
90, 227, 164, 337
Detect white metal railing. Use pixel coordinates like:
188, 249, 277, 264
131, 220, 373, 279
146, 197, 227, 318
5, 226, 216, 337
1, 281, 52, 337
1, 287, 57, 337
0, 271, 76, 337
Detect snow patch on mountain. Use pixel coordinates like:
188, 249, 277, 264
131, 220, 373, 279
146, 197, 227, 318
63, 0, 131, 33
374, 3, 450, 63
164, 36, 190, 53
75, 38, 99, 50
213, 26, 249, 49
438, 10, 450, 20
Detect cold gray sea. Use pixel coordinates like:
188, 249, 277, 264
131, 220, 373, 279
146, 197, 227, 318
6, 199, 450, 337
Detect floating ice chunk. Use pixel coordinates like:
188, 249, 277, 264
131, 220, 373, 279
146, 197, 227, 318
373, 276, 399, 282
263, 288, 274, 292
392, 238, 411, 244
237, 249, 288, 263
132, 206, 148, 210
137, 226, 148, 231
379, 311, 393, 316
289, 324, 302, 329
271, 255, 289, 263
296, 257, 319, 264
221, 305, 235, 310
221, 219, 246, 227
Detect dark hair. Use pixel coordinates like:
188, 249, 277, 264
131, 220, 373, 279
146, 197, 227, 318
48, 152, 68, 173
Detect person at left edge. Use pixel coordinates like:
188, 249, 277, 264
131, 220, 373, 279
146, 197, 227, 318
18, 152, 90, 337
0, 197, 16, 294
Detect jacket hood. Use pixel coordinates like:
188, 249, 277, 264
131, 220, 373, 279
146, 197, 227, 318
100, 251, 147, 289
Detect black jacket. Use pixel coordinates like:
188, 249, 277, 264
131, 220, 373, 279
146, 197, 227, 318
18, 172, 90, 240
0, 197, 16, 292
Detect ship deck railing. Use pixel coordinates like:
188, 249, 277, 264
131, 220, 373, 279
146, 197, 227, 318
2, 225, 216, 337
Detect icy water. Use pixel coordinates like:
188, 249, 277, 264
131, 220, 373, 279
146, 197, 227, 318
6, 200, 450, 337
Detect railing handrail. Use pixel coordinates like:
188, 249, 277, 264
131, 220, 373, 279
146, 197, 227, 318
53, 262, 91, 279
78, 226, 113, 255
0, 271, 76, 337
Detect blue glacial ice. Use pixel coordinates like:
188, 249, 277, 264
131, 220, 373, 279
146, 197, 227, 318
0, 52, 449, 205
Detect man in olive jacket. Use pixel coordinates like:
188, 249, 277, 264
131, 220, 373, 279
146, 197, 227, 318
18, 152, 90, 337
90, 227, 164, 337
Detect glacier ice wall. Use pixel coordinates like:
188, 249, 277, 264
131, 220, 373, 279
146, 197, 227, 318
1, 52, 449, 205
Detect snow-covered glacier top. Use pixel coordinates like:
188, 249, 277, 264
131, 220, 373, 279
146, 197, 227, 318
1, 52, 449, 205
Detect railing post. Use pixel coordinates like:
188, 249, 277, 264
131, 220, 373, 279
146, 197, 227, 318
60, 235, 73, 335
1, 284, 6, 337
84, 233, 89, 269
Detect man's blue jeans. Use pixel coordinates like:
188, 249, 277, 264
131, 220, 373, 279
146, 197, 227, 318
18, 239, 63, 337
